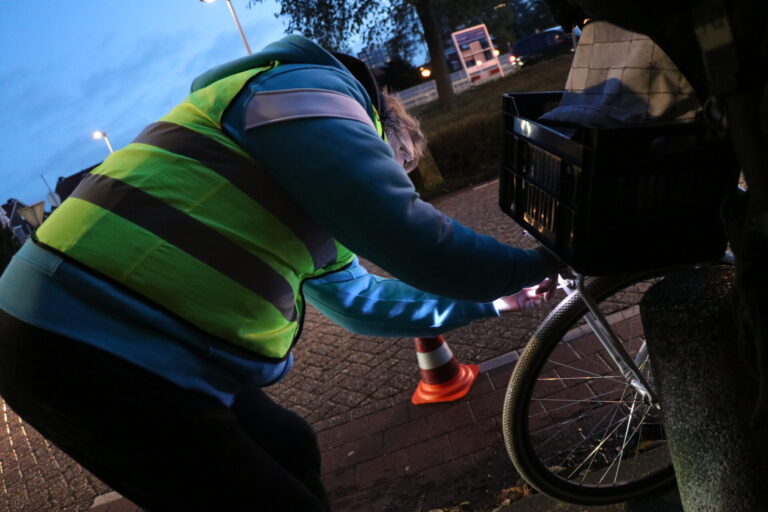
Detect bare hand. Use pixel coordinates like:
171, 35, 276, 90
532, 247, 561, 300
534, 277, 558, 301
493, 286, 550, 312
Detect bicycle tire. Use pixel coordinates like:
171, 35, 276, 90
502, 269, 677, 505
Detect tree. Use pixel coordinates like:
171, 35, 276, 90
434, 0, 554, 51
246, 0, 459, 112
377, 56, 422, 92
508, 0, 556, 36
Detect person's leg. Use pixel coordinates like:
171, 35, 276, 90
0, 310, 329, 511
232, 386, 330, 508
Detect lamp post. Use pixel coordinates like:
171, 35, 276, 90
200, 0, 252, 55
92, 130, 114, 154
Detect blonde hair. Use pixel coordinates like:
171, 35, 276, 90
379, 92, 427, 172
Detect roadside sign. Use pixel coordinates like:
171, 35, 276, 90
451, 24, 504, 84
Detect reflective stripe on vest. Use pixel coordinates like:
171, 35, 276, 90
35, 62, 363, 359
244, 88, 377, 131
132, 121, 339, 271
70, 172, 298, 321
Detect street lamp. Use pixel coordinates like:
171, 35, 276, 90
92, 130, 114, 154
200, 0, 252, 55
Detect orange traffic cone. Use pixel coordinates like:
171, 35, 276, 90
411, 335, 480, 405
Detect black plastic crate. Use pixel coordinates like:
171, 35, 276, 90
499, 92, 739, 275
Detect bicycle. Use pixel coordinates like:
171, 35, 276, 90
496, 91, 740, 505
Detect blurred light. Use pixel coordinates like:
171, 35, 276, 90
92, 130, 114, 153
476, 60, 483, 65
420, 67, 431, 78
493, 49, 500, 56
520, 120, 532, 137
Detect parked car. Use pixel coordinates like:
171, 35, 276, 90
509, 29, 574, 67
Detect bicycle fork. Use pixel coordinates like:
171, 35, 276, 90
561, 276, 660, 408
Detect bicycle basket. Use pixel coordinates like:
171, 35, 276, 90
499, 91, 739, 275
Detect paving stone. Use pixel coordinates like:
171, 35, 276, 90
359, 402, 410, 434
449, 418, 502, 459
390, 434, 452, 475
317, 415, 373, 450
322, 433, 385, 474
356, 452, 400, 488
384, 417, 430, 452
425, 402, 475, 437
2, 180, 630, 510
487, 365, 514, 391
323, 464, 357, 495
418, 451, 478, 488
469, 386, 507, 422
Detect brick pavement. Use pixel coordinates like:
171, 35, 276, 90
83, 357, 529, 512
268, 179, 552, 433
316, 311, 648, 512
0, 402, 109, 511
0, 180, 640, 511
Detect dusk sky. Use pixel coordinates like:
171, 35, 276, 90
1, 1, 292, 206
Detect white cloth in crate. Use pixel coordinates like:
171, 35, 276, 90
540, 21, 701, 127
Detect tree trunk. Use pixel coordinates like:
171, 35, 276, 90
412, 0, 459, 112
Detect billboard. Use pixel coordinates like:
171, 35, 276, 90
451, 24, 504, 83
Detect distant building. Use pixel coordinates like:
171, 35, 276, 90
0, 204, 9, 230
444, 44, 463, 73
1, 199, 35, 242
0, 162, 99, 243
55, 164, 99, 202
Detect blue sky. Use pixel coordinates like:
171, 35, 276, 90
0, 0, 291, 206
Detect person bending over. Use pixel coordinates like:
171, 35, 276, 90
0, 35, 556, 511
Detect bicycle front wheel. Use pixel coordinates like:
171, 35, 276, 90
502, 270, 676, 505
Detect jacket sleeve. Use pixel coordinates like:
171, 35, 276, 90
222, 64, 550, 302
303, 257, 499, 337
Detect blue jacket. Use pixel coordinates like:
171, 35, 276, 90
0, 36, 549, 406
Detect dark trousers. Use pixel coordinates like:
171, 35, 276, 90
0, 310, 330, 511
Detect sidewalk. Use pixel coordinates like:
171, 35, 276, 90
89, 304, 662, 512
89, 352, 524, 512
0, 180, 642, 511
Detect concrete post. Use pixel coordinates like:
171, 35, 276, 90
640, 266, 768, 511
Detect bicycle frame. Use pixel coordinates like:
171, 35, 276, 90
559, 274, 660, 407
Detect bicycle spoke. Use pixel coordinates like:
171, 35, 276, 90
599, 401, 654, 484
575, 374, 643, 482
575, 386, 634, 483
534, 399, 619, 459
539, 400, 625, 468
533, 397, 645, 405
543, 360, 630, 387
529, 386, 643, 424
610, 392, 658, 480
568, 411, 630, 480
503, 271, 674, 502
535, 387, 636, 467
535, 362, 647, 483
